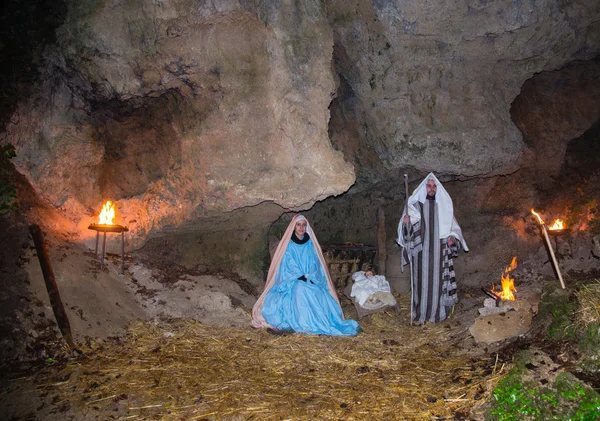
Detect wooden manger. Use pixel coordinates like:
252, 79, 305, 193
323, 243, 399, 319
322, 243, 378, 289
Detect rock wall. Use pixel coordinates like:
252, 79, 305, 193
512, 59, 600, 182
1, 0, 599, 280
2, 0, 354, 261
326, 0, 600, 179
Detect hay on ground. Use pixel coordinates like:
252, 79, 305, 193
24, 295, 504, 420
575, 280, 600, 327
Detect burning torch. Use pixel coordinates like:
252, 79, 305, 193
531, 208, 566, 289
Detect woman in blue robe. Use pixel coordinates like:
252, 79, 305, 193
251, 215, 360, 336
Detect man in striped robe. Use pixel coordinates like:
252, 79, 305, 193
397, 173, 468, 325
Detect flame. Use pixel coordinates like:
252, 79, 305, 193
98, 201, 115, 225
549, 219, 565, 231
531, 208, 545, 225
492, 256, 517, 300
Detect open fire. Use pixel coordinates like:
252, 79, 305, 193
98, 201, 116, 225
492, 256, 517, 301
549, 218, 565, 231
531, 209, 568, 232
88, 200, 129, 274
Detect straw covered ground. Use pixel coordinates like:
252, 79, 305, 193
575, 281, 600, 328
9, 294, 508, 421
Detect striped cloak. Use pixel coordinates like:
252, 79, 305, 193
401, 199, 462, 324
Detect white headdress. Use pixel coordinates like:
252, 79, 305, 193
397, 173, 468, 251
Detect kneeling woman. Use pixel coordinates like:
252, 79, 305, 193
252, 215, 360, 336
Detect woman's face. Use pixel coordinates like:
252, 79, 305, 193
294, 219, 307, 239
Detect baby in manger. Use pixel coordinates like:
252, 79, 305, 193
350, 269, 397, 310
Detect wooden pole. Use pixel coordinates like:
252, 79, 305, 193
377, 206, 386, 276
100, 231, 107, 271
29, 224, 75, 349
404, 173, 414, 326
121, 231, 125, 274
540, 224, 567, 289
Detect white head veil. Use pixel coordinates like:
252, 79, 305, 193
251, 215, 340, 328
397, 173, 468, 251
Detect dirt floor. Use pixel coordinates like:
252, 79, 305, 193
0, 292, 505, 421
1, 159, 599, 419
2, 232, 597, 421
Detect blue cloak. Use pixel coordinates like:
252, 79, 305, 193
261, 235, 360, 336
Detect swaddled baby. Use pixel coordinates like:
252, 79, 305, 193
350, 270, 396, 309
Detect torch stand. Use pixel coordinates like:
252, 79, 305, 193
547, 228, 572, 261
88, 224, 129, 274
538, 224, 566, 289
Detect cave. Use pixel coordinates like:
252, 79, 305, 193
1, 1, 599, 420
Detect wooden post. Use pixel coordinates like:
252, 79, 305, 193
540, 224, 567, 289
29, 224, 75, 350
121, 231, 125, 274
531, 209, 566, 290
100, 231, 107, 271
377, 206, 386, 276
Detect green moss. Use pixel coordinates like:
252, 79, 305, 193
580, 354, 600, 374
579, 322, 600, 355
554, 373, 600, 421
538, 281, 576, 340
489, 373, 542, 420
510, 349, 534, 375
487, 366, 600, 421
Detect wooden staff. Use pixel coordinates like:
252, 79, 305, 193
377, 206, 386, 276
404, 174, 415, 325
29, 224, 75, 349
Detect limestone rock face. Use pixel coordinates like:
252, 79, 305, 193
3, 0, 354, 252
2, 0, 599, 280
326, 0, 600, 178
512, 59, 600, 180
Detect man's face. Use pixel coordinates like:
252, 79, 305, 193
294, 219, 307, 238
426, 179, 437, 197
